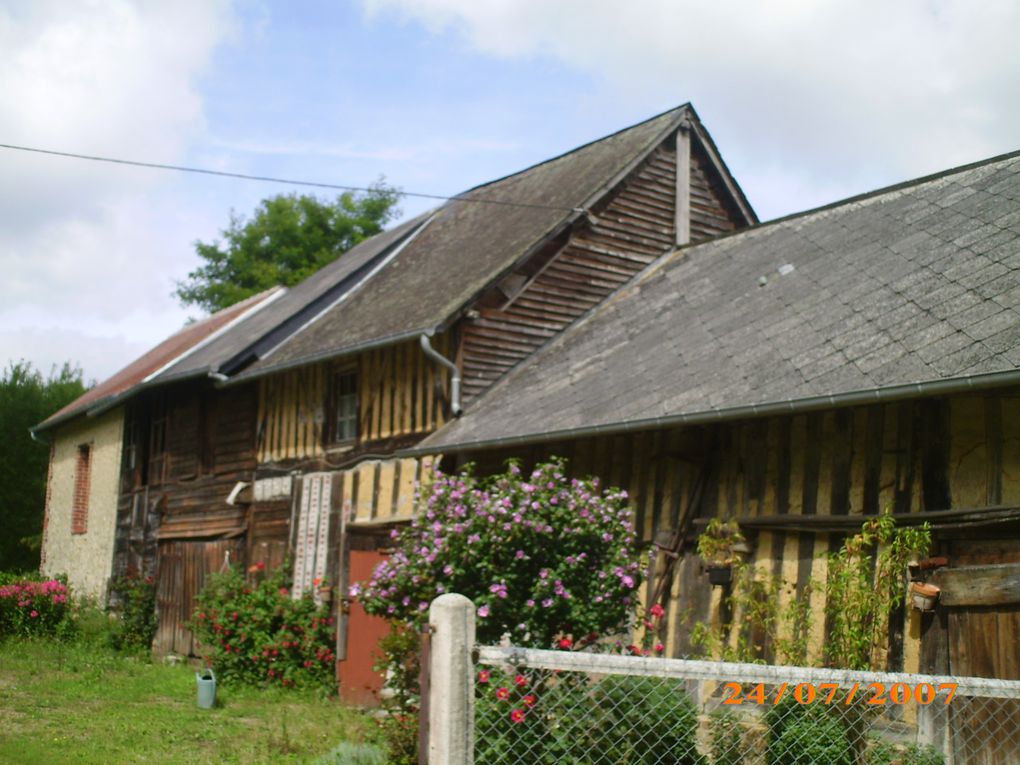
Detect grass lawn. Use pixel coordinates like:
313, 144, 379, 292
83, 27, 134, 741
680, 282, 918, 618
0, 635, 380, 764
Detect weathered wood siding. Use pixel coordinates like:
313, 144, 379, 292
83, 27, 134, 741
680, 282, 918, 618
466, 391, 1020, 672
257, 337, 452, 464
460, 134, 749, 402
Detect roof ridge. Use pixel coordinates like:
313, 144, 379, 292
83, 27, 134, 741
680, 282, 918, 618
456, 104, 691, 198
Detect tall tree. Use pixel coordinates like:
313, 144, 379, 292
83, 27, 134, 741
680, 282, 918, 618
0, 362, 88, 572
175, 186, 401, 313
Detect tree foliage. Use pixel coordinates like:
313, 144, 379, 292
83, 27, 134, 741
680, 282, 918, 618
0, 362, 88, 571
175, 186, 401, 312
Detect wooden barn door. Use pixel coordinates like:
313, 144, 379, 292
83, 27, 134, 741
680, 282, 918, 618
153, 538, 244, 656
929, 538, 1020, 764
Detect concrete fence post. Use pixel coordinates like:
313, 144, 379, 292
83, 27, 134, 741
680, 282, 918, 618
428, 593, 475, 765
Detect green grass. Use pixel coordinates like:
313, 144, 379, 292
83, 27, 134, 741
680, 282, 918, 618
0, 632, 380, 764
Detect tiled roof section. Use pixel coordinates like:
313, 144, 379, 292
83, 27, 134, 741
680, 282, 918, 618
237, 106, 694, 378
152, 213, 431, 382
36, 288, 281, 431
423, 150, 1020, 451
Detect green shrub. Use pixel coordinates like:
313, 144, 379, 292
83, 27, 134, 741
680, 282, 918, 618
769, 705, 850, 765
708, 709, 749, 765
108, 571, 157, 652
190, 565, 335, 691
589, 675, 707, 765
0, 573, 73, 638
867, 739, 945, 765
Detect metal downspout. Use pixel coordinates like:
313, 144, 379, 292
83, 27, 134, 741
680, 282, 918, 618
420, 333, 462, 417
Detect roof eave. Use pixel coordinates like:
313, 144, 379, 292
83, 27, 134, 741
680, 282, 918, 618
400, 368, 1020, 457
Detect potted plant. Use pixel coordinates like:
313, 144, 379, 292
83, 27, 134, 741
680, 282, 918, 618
909, 581, 940, 612
697, 518, 746, 586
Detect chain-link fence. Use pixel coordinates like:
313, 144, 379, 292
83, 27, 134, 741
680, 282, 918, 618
472, 646, 1020, 765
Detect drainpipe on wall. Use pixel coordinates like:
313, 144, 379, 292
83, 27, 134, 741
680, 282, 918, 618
420, 333, 463, 417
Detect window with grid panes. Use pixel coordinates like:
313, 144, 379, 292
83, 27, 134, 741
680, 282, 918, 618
329, 369, 358, 445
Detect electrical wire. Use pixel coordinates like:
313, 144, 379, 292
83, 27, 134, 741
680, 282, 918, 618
0, 141, 580, 213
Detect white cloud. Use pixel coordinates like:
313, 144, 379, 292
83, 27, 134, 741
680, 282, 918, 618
0, 0, 237, 379
362, 0, 1020, 217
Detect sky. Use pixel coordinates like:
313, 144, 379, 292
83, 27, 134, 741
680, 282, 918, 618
2, 0, 1018, 385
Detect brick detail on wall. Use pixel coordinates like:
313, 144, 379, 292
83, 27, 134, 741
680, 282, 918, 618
71, 443, 92, 535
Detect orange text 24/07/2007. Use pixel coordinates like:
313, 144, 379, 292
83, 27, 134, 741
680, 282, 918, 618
721, 681, 958, 706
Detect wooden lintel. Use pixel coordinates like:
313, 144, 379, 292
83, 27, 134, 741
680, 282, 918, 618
931, 564, 1020, 607
715, 505, 1020, 534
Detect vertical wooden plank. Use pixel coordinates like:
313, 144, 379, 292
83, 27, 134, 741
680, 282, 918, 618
878, 404, 899, 514
949, 396, 987, 510
788, 415, 806, 516
863, 406, 885, 515
894, 401, 917, 513
376, 460, 397, 522
986, 396, 1004, 506
829, 408, 853, 515
256, 378, 266, 463
396, 458, 418, 519
1002, 394, 1020, 505
632, 431, 652, 542
802, 412, 824, 516
402, 342, 413, 436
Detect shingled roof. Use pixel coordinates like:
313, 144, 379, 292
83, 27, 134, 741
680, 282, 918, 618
231, 104, 750, 380
419, 149, 1020, 453
33, 287, 282, 433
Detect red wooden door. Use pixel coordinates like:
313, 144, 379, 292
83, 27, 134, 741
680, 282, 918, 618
337, 548, 392, 706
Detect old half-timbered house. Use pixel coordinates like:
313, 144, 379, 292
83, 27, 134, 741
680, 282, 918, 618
32, 104, 756, 698
211, 103, 756, 700
416, 149, 1020, 701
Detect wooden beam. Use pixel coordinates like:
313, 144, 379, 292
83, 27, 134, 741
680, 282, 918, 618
931, 564, 1020, 607
712, 505, 1020, 533
675, 123, 691, 246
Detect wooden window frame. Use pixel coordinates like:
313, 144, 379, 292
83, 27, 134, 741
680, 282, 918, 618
326, 367, 358, 447
71, 443, 92, 535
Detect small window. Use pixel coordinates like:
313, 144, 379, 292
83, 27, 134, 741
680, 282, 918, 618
72, 444, 91, 535
328, 369, 358, 445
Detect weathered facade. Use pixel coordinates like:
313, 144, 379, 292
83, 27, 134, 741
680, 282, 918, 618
34, 105, 756, 678
420, 149, 1020, 686
39, 408, 124, 600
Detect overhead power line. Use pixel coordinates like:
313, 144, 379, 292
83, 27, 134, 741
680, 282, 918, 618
0, 141, 578, 212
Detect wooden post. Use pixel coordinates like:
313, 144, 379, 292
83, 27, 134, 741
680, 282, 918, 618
428, 594, 475, 765
418, 628, 432, 765
675, 121, 691, 247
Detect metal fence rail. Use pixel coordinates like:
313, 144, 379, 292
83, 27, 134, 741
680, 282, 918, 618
473, 646, 1020, 765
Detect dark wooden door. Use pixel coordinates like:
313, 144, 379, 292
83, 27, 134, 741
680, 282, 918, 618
153, 538, 244, 656
940, 539, 1020, 764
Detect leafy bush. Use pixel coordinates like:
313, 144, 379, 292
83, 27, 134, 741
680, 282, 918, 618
359, 458, 642, 649
190, 565, 335, 690
708, 709, 750, 765
768, 703, 850, 765
589, 675, 706, 765
108, 570, 157, 652
867, 739, 945, 765
0, 574, 73, 637
372, 624, 422, 765
475, 670, 706, 765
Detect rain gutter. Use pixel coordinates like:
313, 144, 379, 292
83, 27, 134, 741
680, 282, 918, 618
420, 332, 462, 416
398, 368, 1020, 457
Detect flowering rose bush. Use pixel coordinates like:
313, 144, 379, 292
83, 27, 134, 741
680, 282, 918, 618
0, 575, 72, 637
358, 458, 643, 648
108, 569, 157, 652
190, 565, 335, 691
